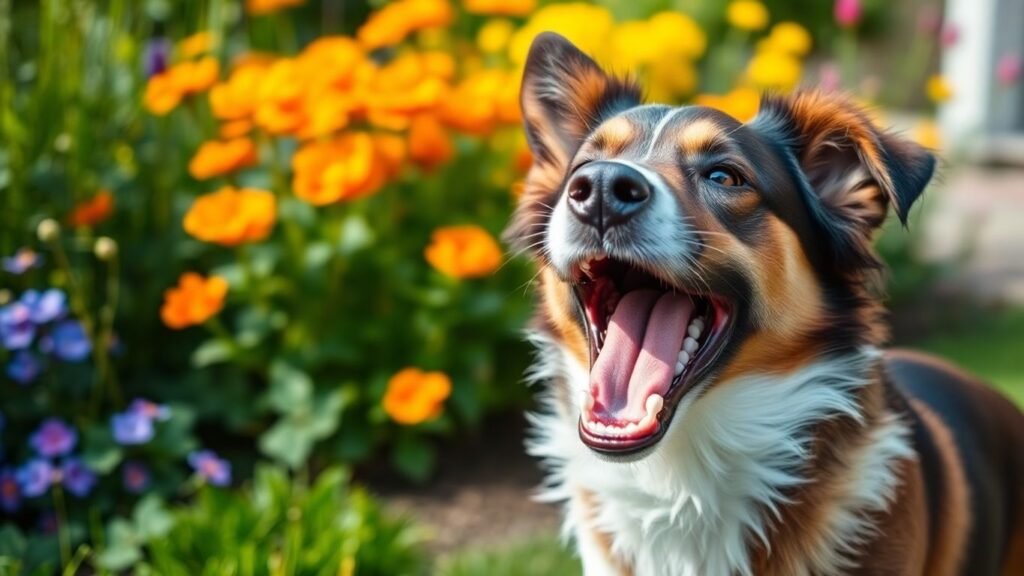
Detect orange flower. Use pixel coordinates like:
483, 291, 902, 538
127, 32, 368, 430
254, 59, 307, 135
160, 273, 228, 330
183, 186, 276, 246
425, 225, 502, 278
439, 70, 519, 134
188, 138, 258, 180
408, 114, 453, 171
462, 0, 535, 16
68, 190, 115, 228
168, 57, 220, 95
178, 32, 216, 59
144, 72, 183, 115
383, 368, 452, 425
292, 133, 404, 205
210, 61, 268, 120
246, 0, 305, 15
219, 119, 253, 139
357, 0, 454, 50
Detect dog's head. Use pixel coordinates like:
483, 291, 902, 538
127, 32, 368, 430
507, 33, 935, 457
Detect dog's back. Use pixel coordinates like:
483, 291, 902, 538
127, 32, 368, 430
886, 350, 1024, 574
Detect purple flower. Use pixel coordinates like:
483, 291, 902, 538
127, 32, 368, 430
19, 289, 67, 324
16, 459, 54, 497
6, 351, 41, 385
1, 468, 21, 512
0, 302, 35, 350
143, 37, 172, 77
188, 450, 231, 486
122, 461, 151, 494
45, 320, 92, 362
130, 399, 171, 422
2, 249, 42, 275
111, 410, 155, 445
61, 458, 97, 497
29, 418, 78, 457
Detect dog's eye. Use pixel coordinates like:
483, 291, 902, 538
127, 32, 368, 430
705, 168, 743, 187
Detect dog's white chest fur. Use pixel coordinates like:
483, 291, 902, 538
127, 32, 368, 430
526, 335, 913, 576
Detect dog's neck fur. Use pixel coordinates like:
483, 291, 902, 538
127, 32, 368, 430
526, 332, 914, 576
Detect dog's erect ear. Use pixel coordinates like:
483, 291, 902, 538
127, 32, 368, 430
519, 32, 641, 169
751, 92, 935, 270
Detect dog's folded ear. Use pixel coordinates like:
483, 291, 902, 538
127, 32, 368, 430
519, 33, 641, 170
751, 92, 936, 271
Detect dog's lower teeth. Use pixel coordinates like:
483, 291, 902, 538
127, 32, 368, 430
688, 324, 702, 339
675, 361, 684, 376
678, 350, 690, 365
683, 337, 699, 354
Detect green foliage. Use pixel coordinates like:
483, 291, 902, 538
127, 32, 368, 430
437, 537, 581, 576
137, 466, 426, 576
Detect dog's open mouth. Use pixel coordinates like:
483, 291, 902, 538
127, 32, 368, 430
571, 256, 735, 455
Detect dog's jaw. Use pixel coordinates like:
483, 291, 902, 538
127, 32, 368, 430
525, 335, 913, 576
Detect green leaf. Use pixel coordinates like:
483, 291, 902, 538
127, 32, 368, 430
267, 359, 313, 414
190, 339, 234, 368
80, 425, 123, 474
133, 495, 174, 540
0, 524, 26, 558
258, 419, 313, 469
97, 519, 142, 571
391, 436, 436, 483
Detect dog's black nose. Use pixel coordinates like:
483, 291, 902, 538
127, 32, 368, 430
567, 161, 652, 232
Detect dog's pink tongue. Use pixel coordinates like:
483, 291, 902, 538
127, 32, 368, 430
590, 291, 693, 422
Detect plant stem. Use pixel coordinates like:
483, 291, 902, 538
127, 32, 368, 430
52, 483, 72, 568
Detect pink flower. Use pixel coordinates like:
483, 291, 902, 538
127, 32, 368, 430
997, 54, 1022, 87
834, 0, 862, 28
916, 6, 941, 34
819, 62, 842, 92
940, 24, 959, 48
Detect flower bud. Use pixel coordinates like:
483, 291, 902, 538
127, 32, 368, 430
94, 237, 118, 261
37, 218, 61, 243
0, 289, 11, 306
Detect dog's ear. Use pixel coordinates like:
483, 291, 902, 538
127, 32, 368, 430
750, 92, 935, 270
519, 32, 641, 171
505, 33, 641, 252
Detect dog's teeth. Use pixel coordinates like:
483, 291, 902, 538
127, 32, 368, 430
687, 323, 702, 339
674, 361, 685, 376
678, 351, 690, 365
692, 317, 705, 331
645, 394, 664, 417
683, 337, 699, 354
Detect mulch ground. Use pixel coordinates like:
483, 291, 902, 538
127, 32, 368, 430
367, 412, 562, 555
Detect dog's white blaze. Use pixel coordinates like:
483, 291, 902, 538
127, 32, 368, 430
642, 107, 686, 161
524, 334, 913, 576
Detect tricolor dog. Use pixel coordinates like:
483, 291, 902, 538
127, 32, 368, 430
506, 33, 1024, 576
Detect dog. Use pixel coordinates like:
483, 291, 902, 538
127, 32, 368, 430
505, 32, 1024, 576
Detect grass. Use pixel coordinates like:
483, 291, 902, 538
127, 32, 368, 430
912, 307, 1024, 407
436, 537, 581, 576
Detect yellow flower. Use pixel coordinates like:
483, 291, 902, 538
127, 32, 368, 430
188, 138, 258, 180
926, 75, 953, 103
609, 21, 660, 69
646, 56, 699, 103
766, 22, 811, 56
747, 50, 802, 92
727, 0, 770, 31
425, 225, 503, 278
383, 368, 452, 425
183, 186, 276, 246
178, 32, 216, 59
246, 0, 305, 15
508, 3, 615, 65
913, 120, 941, 150
477, 19, 515, 54
254, 59, 307, 135
160, 273, 228, 330
647, 12, 706, 59
694, 87, 761, 122
357, 0, 454, 51
463, 0, 534, 16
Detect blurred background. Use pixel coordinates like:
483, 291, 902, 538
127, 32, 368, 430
0, 0, 1021, 573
